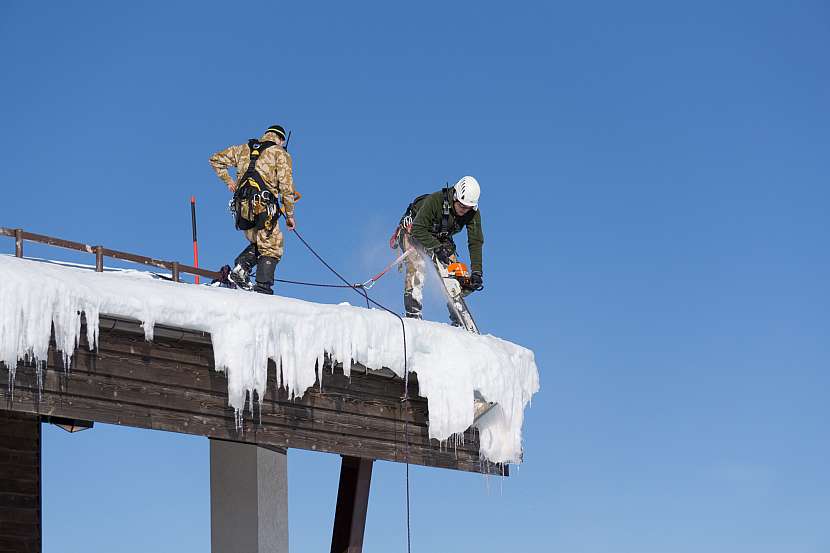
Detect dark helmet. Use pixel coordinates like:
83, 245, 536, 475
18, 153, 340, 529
265, 124, 287, 141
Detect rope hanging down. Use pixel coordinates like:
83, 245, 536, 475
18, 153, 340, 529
287, 227, 413, 553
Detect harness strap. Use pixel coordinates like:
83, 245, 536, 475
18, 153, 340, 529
440, 187, 451, 236
239, 139, 277, 190
232, 139, 282, 231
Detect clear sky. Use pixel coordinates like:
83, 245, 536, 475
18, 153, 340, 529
1, 1, 828, 552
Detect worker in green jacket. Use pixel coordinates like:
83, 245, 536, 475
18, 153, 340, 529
391, 176, 484, 322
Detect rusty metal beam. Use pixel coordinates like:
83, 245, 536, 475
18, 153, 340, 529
0, 227, 221, 281
330, 456, 373, 553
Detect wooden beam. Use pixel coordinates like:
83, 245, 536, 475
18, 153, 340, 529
0, 410, 41, 553
14, 228, 23, 258
331, 456, 373, 553
1, 316, 507, 476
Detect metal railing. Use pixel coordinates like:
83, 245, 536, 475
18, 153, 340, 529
1, 227, 221, 282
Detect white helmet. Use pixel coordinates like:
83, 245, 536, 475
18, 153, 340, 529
453, 176, 480, 208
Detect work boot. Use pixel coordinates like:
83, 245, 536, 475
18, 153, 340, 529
253, 256, 278, 295
229, 264, 253, 290
229, 244, 257, 290
404, 292, 422, 319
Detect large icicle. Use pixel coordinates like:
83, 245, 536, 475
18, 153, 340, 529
0, 256, 540, 464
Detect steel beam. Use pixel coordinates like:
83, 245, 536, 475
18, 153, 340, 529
330, 456, 373, 553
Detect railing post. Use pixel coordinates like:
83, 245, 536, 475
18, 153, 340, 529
3, 229, 220, 282
95, 246, 104, 272
14, 229, 23, 257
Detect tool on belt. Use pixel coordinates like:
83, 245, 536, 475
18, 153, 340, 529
229, 139, 280, 231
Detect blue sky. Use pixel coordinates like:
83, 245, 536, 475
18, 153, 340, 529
1, 1, 829, 551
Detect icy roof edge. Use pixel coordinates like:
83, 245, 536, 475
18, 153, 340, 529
0, 256, 540, 464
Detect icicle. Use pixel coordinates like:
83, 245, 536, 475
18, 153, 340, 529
0, 256, 539, 465
6, 363, 15, 401
36, 359, 43, 401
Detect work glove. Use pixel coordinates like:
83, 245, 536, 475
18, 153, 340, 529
469, 271, 484, 292
434, 244, 454, 265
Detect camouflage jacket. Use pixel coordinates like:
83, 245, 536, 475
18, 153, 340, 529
410, 189, 484, 274
209, 130, 297, 217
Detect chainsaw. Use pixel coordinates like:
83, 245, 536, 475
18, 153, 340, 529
439, 259, 493, 421
446, 261, 483, 292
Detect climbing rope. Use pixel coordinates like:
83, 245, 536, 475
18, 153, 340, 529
273, 278, 354, 288
287, 227, 413, 553
273, 247, 412, 292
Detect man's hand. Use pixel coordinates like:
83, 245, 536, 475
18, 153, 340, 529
434, 244, 454, 265
227, 181, 237, 193
285, 215, 296, 230
469, 271, 484, 292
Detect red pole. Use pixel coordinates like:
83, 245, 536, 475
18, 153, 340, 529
191, 196, 200, 284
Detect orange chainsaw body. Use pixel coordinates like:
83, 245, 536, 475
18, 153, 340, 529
446, 261, 469, 278
446, 261, 474, 289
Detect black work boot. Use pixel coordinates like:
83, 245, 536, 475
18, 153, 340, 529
230, 244, 257, 290
253, 256, 278, 295
404, 292, 422, 319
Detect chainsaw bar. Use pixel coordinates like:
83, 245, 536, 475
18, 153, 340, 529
430, 255, 480, 334
427, 253, 495, 423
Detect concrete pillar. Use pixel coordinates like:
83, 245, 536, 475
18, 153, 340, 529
210, 439, 288, 553
0, 410, 41, 553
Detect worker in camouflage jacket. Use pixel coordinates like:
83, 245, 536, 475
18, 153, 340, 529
209, 124, 298, 294
392, 176, 484, 322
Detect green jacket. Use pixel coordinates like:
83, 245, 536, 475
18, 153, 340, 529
409, 189, 484, 274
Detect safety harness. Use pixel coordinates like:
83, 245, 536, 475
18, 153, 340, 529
231, 139, 281, 231
389, 187, 474, 250
435, 186, 453, 240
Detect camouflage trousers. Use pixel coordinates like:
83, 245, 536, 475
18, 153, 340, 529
402, 239, 464, 324
239, 201, 284, 261
243, 223, 284, 260
403, 250, 427, 317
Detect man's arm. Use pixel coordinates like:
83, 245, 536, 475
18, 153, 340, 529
209, 145, 244, 191
466, 210, 484, 274
275, 150, 297, 228
410, 193, 443, 252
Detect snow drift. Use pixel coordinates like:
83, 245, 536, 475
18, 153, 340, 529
0, 255, 539, 464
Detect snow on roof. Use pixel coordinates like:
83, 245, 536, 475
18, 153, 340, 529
0, 255, 539, 464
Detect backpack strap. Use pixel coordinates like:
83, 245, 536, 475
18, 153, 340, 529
400, 194, 430, 227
